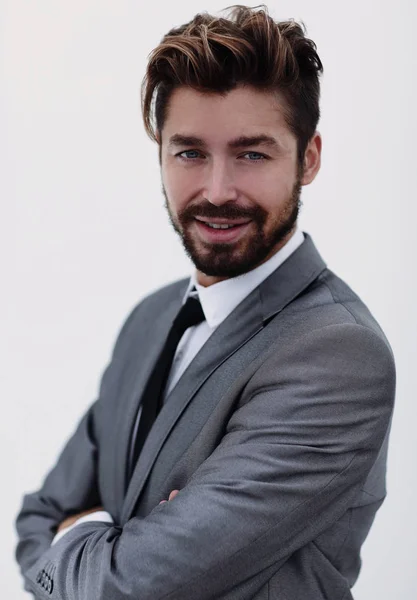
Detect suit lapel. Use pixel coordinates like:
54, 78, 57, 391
121, 288, 264, 521
121, 233, 327, 521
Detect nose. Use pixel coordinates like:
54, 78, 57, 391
204, 159, 238, 206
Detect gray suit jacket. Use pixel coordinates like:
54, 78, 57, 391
15, 233, 396, 600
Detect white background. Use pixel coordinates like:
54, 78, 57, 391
2, 1, 416, 597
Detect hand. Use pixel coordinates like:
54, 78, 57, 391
57, 506, 104, 533
159, 489, 179, 505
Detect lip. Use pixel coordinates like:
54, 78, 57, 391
193, 219, 252, 243
195, 217, 252, 226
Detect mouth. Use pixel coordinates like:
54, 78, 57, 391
193, 217, 252, 243
195, 217, 252, 228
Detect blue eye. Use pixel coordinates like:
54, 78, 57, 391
244, 152, 265, 161
176, 150, 268, 162
178, 150, 201, 160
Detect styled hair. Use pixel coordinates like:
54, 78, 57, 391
141, 4, 323, 166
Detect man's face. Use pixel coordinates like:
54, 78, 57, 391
159, 85, 317, 285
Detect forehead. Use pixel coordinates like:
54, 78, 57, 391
161, 85, 293, 144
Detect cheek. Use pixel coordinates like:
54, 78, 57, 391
251, 180, 296, 219
162, 183, 188, 222
239, 164, 291, 194
163, 166, 198, 207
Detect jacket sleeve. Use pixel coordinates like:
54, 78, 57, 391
22, 323, 396, 600
15, 301, 143, 578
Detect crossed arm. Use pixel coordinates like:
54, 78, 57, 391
54, 489, 179, 541
15, 324, 395, 600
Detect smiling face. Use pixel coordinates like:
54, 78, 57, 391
159, 84, 321, 286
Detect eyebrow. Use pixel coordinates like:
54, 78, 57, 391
167, 134, 281, 151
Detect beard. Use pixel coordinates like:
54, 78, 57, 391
162, 169, 303, 279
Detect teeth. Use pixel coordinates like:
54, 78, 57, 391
206, 223, 236, 229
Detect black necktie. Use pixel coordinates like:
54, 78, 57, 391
130, 295, 205, 473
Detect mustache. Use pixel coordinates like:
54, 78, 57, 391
178, 201, 266, 222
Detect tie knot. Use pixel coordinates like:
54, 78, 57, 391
173, 296, 205, 335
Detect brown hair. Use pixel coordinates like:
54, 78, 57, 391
141, 4, 323, 167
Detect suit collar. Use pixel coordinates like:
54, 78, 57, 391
259, 232, 327, 322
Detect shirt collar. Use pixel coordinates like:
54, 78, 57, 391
182, 228, 305, 329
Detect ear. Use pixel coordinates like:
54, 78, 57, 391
301, 132, 322, 186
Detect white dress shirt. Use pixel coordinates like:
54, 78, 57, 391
165, 228, 304, 396
52, 228, 304, 544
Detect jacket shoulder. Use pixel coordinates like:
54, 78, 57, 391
316, 269, 393, 349
111, 277, 190, 355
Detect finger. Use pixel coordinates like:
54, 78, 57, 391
168, 489, 180, 501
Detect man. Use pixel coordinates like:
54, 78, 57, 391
15, 5, 396, 599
